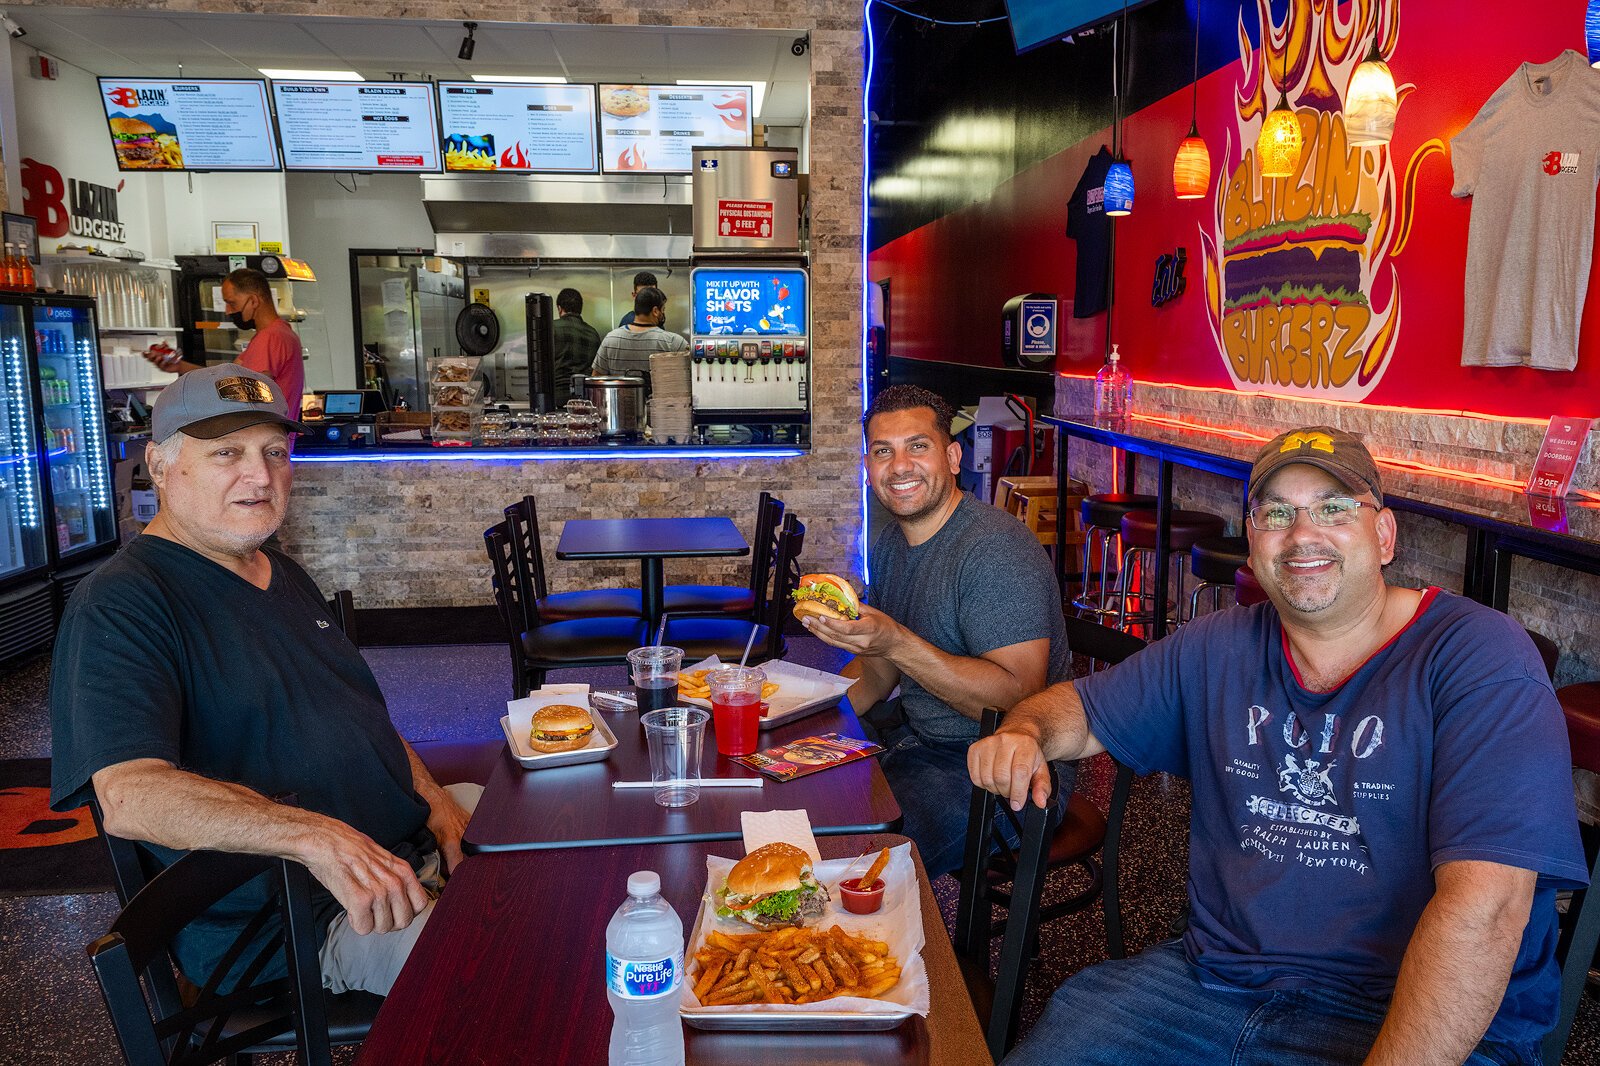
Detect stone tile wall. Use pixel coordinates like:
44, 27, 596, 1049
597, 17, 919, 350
1057, 377, 1600, 685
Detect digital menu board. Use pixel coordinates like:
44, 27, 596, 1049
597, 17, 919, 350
692, 267, 807, 336
271, 82, 441, 172
599, 84, 752, 175
98, 78, 279, 171
437, 83, 599, 173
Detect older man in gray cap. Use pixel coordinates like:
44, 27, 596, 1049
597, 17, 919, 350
970, 426, 1586, 1066
49, 363, 475, 996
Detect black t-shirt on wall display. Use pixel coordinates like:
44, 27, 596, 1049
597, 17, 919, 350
1066, 145, 1115, 318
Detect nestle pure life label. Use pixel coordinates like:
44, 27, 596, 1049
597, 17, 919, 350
606, 952, 680, 999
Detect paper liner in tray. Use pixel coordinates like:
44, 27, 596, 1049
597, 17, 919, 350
679, 843, 930, 1030
500, 685, 616, 769
679, 656, 853, 730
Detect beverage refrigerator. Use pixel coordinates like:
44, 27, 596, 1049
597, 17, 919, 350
0, 293, 118, 664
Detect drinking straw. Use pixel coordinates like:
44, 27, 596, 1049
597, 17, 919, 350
737, 625, 760, 668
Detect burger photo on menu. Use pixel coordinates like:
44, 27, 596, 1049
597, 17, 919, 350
110, 116, 183, 169
714, 842, 829, 929
1220, 212, 1371, 312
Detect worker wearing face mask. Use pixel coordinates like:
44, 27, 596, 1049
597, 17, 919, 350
144, 268, 305, 423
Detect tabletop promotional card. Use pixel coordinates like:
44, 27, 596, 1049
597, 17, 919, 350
735, 732, 884, 782
1526, 416, 1593, 499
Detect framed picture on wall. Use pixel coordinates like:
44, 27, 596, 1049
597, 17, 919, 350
2, 212, 40, 264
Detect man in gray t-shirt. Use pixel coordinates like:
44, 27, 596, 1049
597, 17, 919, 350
592, 286, 687, 400
802, 385, 1070, 875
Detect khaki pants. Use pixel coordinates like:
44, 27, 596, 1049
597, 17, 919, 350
317, 782, 482, 995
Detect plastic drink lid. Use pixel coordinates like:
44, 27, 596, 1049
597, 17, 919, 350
628, 870, 661, 898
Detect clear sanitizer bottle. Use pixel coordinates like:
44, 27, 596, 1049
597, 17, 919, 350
1094, 343, 1132, 427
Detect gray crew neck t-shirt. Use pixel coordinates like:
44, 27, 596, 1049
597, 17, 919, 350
1452, 49, 1600, 371
867, 493, 1070, 745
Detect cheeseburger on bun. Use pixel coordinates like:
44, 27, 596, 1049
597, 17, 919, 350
716, 842, 829, 928
110, 117, 162, 168
791, 573, 861, 622
528, 703, 595, 754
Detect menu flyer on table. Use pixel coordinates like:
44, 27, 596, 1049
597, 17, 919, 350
735, 733, 883, 782
98, 78, 279, 171
599, 84, 751, 174
271, 82, 441, 172
437, 83, 599, 172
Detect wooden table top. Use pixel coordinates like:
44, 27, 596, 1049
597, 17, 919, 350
355, 834, 993, 1066
556, 517, 750, 560
465, 701, 902, 852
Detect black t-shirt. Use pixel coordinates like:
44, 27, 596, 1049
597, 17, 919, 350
50, 536, 430, 980
1066, 146, 1114, 318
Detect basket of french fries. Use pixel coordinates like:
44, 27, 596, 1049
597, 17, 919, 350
679, 843, 930, 1030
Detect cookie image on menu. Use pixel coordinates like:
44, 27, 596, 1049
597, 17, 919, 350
602, 85, 650, 118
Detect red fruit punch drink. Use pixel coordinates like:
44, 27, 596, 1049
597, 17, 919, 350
711, 691, 761, 757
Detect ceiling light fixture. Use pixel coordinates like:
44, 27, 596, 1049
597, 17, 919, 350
1172, 0, 1210, 199
458, 21, 477, 62
471, 74, 567, 83
676, 80, 766, 120
1255, 22, 1302, 179
259, 68, 365, 81
1104, 7, 1133, 216
1344, 37, 1397, 146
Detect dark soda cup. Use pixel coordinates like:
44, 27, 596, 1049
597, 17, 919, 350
635, 677, 678, 714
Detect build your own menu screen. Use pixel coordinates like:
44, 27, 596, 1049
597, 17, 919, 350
271, 82, 441, 172
98, 78, 279, 171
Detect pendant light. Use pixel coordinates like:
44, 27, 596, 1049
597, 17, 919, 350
1172, 0, 1211, 198
1105, 10, 1134, 215
1588, 0, 1600, 67
1256, 26, 1302, 179
1345, 38, 1397, 146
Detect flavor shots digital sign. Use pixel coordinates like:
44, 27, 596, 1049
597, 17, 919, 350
692, 268, 808, 336
98, 78, 279, 172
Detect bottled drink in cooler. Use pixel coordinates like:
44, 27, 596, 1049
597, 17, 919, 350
1, 243, 15, 292
1094, 343, 1132, 427
17, 250, 34, 292
605, 870, 685, 1066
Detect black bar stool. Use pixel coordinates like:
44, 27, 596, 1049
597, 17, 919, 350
1187, 536, 1250, 621
1235, 564, 1269, 606
1071, 493, 1157, 618
1113, 509, 1226, 632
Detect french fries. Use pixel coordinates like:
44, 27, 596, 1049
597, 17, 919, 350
677, 667, 779, 703
689, 924, 901, 1005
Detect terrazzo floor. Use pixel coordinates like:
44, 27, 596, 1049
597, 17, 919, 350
2, 637, 1595, 1064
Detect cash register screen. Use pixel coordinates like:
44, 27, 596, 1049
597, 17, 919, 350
322, 392, 363, 416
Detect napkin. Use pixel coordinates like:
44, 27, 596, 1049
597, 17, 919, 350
506, 684, 592, 735
741, 809, 820, 863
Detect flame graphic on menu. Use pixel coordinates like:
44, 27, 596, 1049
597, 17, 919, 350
616, 144, 648, 171
713, 93, 749, 131
499, 142, 531, 169
1197, 0, 1442, 400
106, 87, 139, 108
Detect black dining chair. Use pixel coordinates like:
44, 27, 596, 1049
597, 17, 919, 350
503, 495, 645, 622
955, 732, 1065, 1061
661, 491, 786, 621
485, 521, 649, 698
661, 513, 805, 666
88, 847, 341, 1066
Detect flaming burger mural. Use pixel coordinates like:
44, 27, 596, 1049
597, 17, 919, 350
1200, 0, 1443, 400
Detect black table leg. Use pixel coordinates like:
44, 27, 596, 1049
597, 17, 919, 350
1153, 460, 1173, 640
1488, 545, 1512, 612
1055, 431, 1070, 594
641, 558, 665, 637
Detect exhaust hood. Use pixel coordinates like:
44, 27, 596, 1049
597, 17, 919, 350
423, 174, 693, 261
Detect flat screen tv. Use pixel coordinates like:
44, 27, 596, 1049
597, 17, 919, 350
598, 84, 752, 174
437, 82, 599, 173
97, 78, 279, 171
1004, 0, 1157, 54
272, 81, 441, 173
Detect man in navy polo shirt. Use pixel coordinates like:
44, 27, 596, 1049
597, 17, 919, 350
970, 426, 1587, 1066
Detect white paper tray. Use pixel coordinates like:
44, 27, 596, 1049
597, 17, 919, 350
679, 844, 928, 1031
679, 656, 853, 731
500, 685, 615, 769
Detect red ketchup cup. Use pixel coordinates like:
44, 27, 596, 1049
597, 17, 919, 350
838, 877, 886, 914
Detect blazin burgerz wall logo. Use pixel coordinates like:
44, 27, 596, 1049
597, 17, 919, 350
1200, 0, 1444, 402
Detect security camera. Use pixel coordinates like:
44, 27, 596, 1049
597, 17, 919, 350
2, 13, 25, 39
791, 35, 809, 57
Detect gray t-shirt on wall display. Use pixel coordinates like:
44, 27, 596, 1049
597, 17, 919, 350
1451, 49, 1600, 371
867, 493, 1070, 745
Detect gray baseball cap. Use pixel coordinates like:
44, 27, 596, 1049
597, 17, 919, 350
152, 363, 308, 443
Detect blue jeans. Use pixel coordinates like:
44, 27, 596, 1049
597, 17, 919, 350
876, 720, 1075, 879
1003, 940, 1540, 1066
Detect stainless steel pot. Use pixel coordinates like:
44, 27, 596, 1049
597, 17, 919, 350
583, 376, 647, 438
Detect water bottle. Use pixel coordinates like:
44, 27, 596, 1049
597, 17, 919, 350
1094, 343, 1132, 427
605, 871, 684, 1066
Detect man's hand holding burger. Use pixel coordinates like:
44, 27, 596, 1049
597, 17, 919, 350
800, 602, 906, 659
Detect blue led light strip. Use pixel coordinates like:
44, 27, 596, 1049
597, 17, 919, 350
4, 336, 40, 528
292, 448, 806, 464
77, 337, 112, 511
862, 0, 877, 584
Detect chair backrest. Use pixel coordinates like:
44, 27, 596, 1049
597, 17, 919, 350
503, 495, 551, 600
484, 520, 541, 635
325, 589, 358, 646
954, 706, 1065, 1060
88, 798, 161, 906
746, 492, 786, 599
88, 850, 333, 1066
758, 514, 805, 659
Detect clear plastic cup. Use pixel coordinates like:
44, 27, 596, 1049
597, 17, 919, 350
707, 665, 766, 757
627, 646, 684, 715
640, 707, 708, 807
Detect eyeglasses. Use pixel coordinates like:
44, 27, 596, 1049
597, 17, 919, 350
1247, 497, 1370, 531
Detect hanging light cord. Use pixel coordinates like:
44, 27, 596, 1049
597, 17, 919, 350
1111, 18, 1121, 156
1190, 0, 1202, 127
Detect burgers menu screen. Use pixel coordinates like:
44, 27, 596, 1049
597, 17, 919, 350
437, 83, 598, 173
272, 82, 441, 172
599, 85, 752, 174
98, 78, 278, 171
